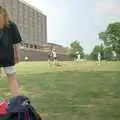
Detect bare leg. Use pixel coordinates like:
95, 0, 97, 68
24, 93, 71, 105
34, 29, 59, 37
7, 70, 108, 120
98, 58, 101, 65
7, 74, 20, 96
53, 59, 56, 65
48, 59, 50, 66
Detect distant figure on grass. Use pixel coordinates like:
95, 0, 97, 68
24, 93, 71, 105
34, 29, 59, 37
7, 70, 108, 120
24, 56, 29, 61
76, 51, 81, 62
112, 51, 117, 60
48, 50, 53, 66
77, 54, 81, 62
0, 6, 22, 96
97, 52, 101, 65
52, 48, 57, 65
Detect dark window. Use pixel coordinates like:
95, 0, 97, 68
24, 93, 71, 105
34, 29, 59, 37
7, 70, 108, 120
34, 45, 37, 49
24, 43, 28, 48
30, 44, 33, 48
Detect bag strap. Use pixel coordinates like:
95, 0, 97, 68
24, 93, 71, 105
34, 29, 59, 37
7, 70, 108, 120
28, 106, 42, 120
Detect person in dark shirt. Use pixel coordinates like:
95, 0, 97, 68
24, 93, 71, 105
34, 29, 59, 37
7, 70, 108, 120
0, 6, 22, 96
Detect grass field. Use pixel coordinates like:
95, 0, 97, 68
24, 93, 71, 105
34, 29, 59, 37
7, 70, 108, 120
0, 61, 120, 120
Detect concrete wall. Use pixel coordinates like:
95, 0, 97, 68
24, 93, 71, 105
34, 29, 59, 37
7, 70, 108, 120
20, 49, 71, 61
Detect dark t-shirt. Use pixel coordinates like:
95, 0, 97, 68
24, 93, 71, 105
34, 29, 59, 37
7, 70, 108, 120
0, 21, 22, 67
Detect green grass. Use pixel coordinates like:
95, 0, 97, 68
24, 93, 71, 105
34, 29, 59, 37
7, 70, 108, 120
0, 61, 120, 120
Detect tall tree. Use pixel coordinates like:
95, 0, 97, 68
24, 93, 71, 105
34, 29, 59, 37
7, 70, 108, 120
99, 22, 120, 57
89, 44, 104, 60
68, 40, 84, 59
104, 46, 113, 60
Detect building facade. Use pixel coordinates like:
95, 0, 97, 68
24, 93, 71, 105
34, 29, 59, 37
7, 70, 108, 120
0, 0, 70, 60
0, 0, 47, 49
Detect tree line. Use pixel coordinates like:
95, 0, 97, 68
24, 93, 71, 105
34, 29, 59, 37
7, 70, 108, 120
68, 22, 120, 61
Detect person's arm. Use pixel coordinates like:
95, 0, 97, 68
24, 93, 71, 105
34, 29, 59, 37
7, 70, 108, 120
11, 21, 23, 64
13, 44, 21, 64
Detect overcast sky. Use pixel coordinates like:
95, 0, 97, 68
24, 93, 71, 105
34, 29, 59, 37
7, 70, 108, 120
24, 0, 120, 53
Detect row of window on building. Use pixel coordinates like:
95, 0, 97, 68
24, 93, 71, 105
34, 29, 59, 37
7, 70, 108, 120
0, 0, 47, 46
21, 42, 48, 50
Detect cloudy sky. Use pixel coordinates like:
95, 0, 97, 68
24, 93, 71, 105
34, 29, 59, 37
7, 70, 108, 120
24, 0, 120, 53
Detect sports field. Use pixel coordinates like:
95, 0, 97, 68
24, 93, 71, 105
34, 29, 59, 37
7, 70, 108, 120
0, 61, 120, 120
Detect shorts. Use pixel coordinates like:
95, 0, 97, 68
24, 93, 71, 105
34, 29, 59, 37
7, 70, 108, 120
2, 66, 16, 75
54, 57, 57, 60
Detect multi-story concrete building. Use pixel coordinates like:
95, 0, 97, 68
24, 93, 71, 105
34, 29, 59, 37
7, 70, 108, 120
0, 0, 70, 61
0, 0, 47, 49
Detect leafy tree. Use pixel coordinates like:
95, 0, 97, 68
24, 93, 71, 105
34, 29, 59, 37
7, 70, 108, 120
104, 46, 113, 60
68, 40, 84, 59
89, 44, 104, 60
99, 22, 120, 58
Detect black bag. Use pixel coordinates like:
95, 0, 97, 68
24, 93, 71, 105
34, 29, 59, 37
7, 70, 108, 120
7, 96, 42, 120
